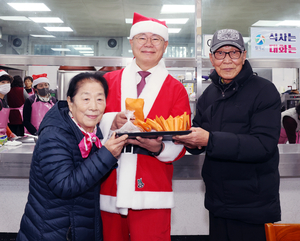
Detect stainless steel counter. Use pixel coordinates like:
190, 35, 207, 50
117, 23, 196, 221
0, 142, 299, 179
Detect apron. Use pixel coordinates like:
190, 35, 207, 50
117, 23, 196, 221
0, 108, 10, 136
10, 104, 29, 134
31, 96, 54, 132
28, 88, 35, 96
279, 128, 300, 144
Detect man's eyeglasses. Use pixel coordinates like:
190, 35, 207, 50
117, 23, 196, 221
134, 35, 164, 46
213, 50, 243, 60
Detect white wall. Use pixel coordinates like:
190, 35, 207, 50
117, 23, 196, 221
28, 66, 60, 90
272, 68, 297, 93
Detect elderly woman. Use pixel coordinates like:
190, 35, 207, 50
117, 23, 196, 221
17, 72, 128, 241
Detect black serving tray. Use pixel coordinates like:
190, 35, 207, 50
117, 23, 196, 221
116, 130, 191, 141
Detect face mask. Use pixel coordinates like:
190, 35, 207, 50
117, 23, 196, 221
37, 88, 50, 96
0, 84, 11, 95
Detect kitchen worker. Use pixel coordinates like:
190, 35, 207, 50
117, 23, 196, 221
99, 12, 191, 241
24, 76, 34, 96
23, 73, 57, 135
0, 70, 16, 143
278, 103, 300, 144
7, 75, 29, 136
173, 29, 281, 241
17, 72, 128, 241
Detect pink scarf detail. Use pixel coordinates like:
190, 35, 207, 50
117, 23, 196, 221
69, 112, 102, 158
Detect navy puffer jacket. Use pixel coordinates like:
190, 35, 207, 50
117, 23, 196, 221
189, 60, 281, 224
17, 101, 117, 241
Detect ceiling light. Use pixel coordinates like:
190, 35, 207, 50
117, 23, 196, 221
277, 20, 300, 26
30, 34, 55, 38
29, 17, 63, 23
83, 53, 94, 56
51, 48, 70, 51
159, 19, 189, 24
44, 27, 73, 32
73, 47, 93, 50
161, 5, 195, 14
168, 28, 181, 33
8, 3, 51, 11
252, 20, 282, 26
79, 51, 94, 54
0, 16, 30, 21
125, 18, 189, 24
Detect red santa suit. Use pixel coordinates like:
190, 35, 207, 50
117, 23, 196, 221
100, 58, 191, 215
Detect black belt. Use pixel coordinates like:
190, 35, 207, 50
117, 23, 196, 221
122, 144, 149, 155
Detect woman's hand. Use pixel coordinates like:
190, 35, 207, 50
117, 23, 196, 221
104, 132, 128, 158
127, 136, 164, 154
173, 127, 209, 149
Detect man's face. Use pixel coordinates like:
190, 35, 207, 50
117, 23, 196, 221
209, 46, 247, 84
130, 32, 168, 70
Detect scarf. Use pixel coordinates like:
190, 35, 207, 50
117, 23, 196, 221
69, 112, 102, 158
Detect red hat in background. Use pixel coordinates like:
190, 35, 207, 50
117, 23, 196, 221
0, 70, 9, 77
32, 73, 49, 87
129, 12, 169, 41
0, 70, 12, 83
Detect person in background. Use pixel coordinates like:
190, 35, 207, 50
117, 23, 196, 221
0, 70, 15, 144
278, 103, 300, 144
23, 73, 57, 135
173, 29, 281, 241
17, 72, 128, 241
7, 75, 29, 136
99, 12, 191, 241
24, 76, 34, 96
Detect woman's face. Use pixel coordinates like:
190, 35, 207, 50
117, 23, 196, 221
24, 78, 32, 88
67, 79, 106, 133
0, 80, 10, 85
34, 82, 50, 97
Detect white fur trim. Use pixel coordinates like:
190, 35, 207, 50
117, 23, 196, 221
157, 142, 184, 162
99, 112, 117, 143
121, 59, 168, 119
32, 77, 49, 87
129, 20, 169, 41
115, 152, 138, 207
100, 195, 128, 215
0, 70, 9, 77
130, 191, 174, 209
100, 191, 174, 214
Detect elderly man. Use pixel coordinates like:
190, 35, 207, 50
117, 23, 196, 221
174, 29, 281, 241
99, 12, 191, 241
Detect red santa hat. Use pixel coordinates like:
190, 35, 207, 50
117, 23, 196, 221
129, 12, 169, 41
0, 70, 9, 77
32, 73, 49, 87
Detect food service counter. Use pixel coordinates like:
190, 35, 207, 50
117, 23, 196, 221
0, 142, 300, 179
0, 142, 300, 236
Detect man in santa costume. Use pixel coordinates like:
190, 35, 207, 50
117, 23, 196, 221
99, 12, 191, 241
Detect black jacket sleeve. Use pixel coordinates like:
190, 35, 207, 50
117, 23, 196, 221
23, 97, 37, 135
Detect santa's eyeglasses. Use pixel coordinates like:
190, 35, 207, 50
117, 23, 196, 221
134, 35, 164, 46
